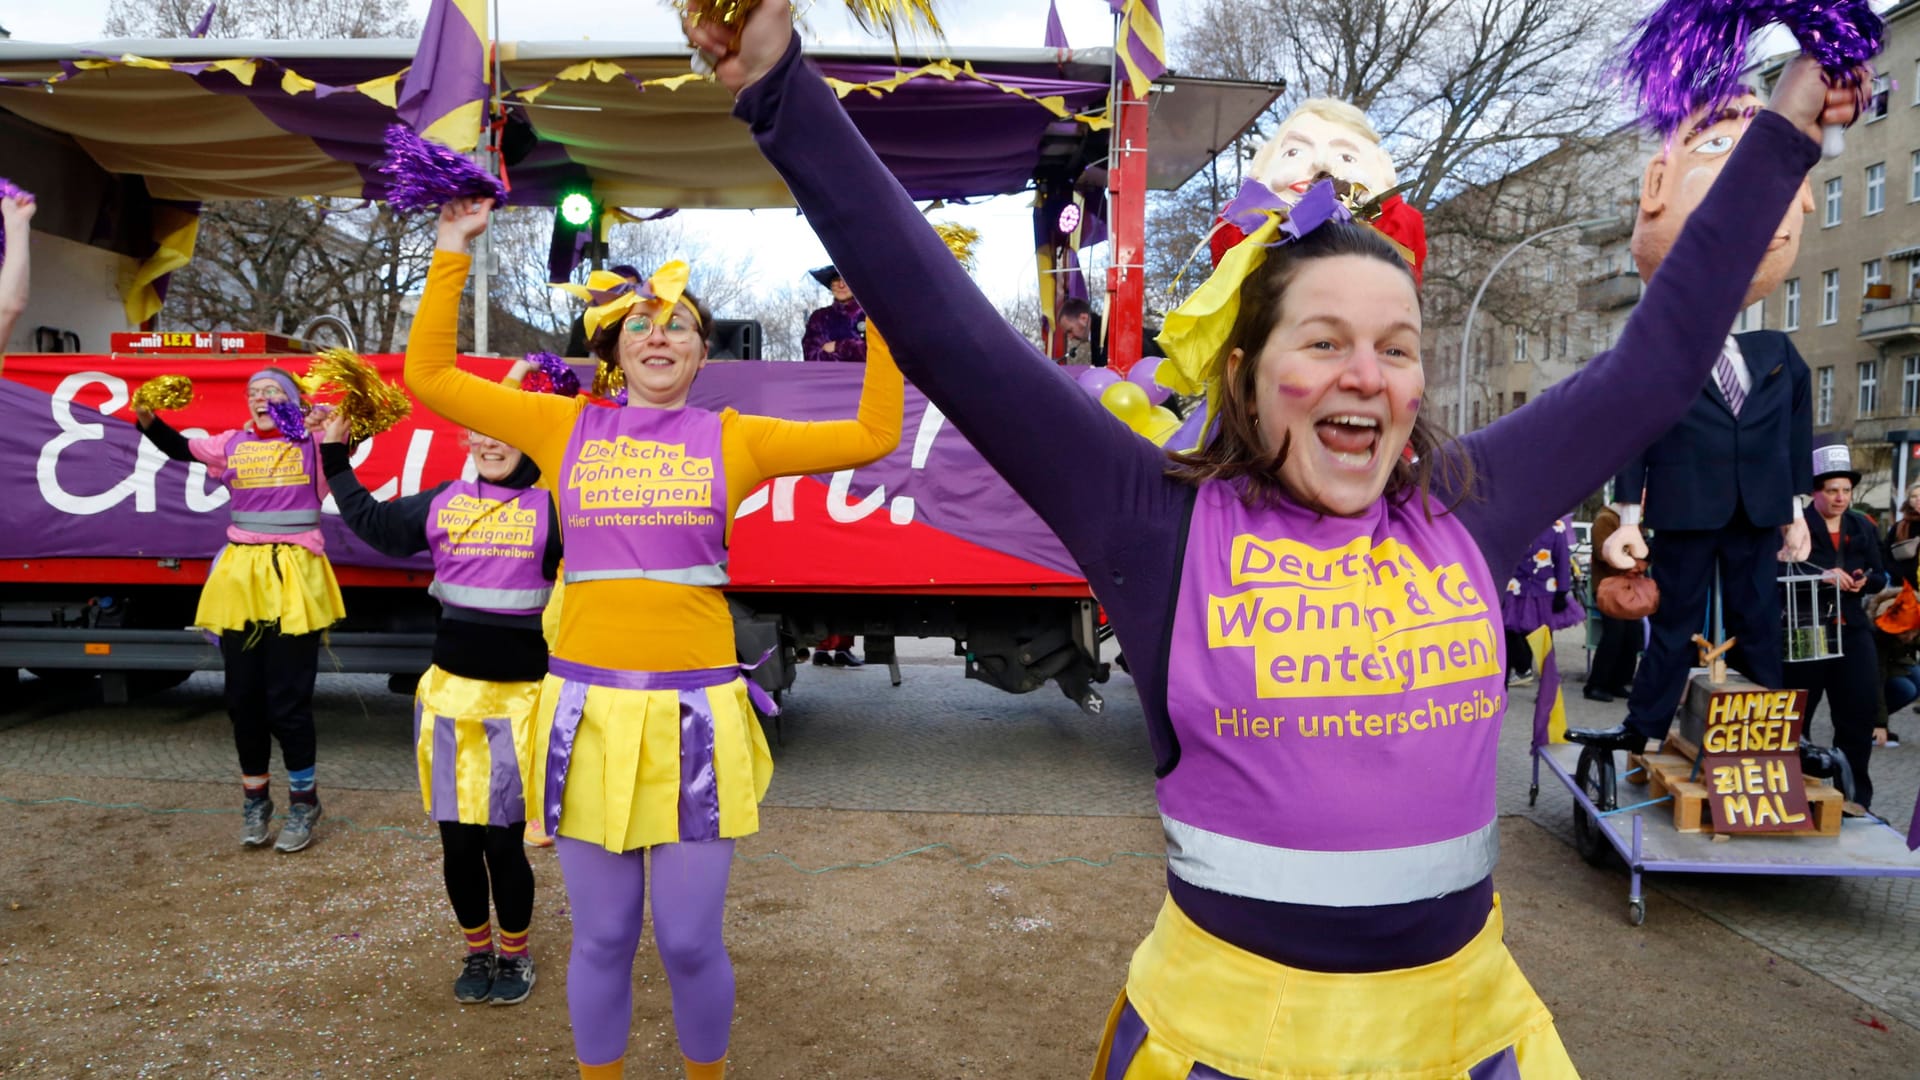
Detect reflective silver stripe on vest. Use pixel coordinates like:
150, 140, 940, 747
429, 581, 555, 612
1161, 815, 1499, 908
564, 563, 729, 587
231, 509, 322, 533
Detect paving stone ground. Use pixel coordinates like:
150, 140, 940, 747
4, 628, 1917, 1030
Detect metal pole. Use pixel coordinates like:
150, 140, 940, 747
1455, 217, 1616, 432
475, 218, 491, 356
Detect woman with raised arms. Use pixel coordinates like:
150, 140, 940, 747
689, 3, 1859, 1074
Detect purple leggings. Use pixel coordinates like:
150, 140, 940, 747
556, 837, 736, 1066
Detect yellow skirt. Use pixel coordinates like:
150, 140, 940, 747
528, 670, 773, 853
1093, 895, 1578, 1080
414, 665, 541, 827
194, 542, 345, 637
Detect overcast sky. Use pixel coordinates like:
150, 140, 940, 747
0, 0, 1199, 310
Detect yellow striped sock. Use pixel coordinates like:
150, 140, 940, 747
498, 927, 529, 957
683, 1056, 725, 1080
461, 922, 493, 955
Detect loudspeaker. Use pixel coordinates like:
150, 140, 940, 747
708, 319, 764, 361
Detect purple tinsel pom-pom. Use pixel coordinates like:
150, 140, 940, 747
524, 351, 581, 397
266, 399, 308, 440
1620, 0, 1884, 136
0, 177, 33, 264
375, 124, 509, 215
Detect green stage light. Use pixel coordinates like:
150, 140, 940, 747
559, 192, 595, 228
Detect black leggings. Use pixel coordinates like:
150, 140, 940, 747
439, 822, 535, 934
220, 625, 320, 775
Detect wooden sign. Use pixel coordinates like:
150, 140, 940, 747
1701, 689, 1813, 833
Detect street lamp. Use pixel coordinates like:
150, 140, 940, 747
1455, 216, 1623, 432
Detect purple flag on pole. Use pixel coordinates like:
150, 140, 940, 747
394, 0, 491, 153
1044, 1, 1069, 48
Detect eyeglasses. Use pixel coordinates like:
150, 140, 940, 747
246, 387, 289, 401
624, 313, 700, 343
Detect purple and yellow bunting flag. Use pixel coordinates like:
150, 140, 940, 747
1111, 0, 1167, 97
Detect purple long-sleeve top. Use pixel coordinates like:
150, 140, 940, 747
738, 37, 1820, 972
803, 297, 867, 363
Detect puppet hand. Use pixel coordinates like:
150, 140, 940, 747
1779, 517, 1812, 562
133, 405, 154, 429
1602, 523, 1647, 570
0, 194, 35, 228
436, 196, 495, 254
1769, 55, 1871, 144
684, 0, 793, 96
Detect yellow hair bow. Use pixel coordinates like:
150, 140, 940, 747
553, 260, 694, 341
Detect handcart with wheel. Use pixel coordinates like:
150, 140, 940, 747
1533, 568, 1920, 925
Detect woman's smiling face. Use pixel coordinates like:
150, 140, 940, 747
1238, 254, 1424, 516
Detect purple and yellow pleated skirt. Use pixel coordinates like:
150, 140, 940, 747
529, 655, 775, 853
1093, 895, 1579, 1080
413, 664, 540, 827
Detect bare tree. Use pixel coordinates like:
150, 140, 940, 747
1158, 0, 1637, 339
104, 0, 416, 39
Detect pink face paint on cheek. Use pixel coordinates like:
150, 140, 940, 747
1275, 380, 1313, 399
1408, 397, 1422, 412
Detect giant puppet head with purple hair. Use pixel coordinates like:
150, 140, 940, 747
1621, 0, 1882, 296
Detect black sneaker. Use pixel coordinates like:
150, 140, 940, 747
812, 651, 831, 667
1886, 730, 1901, 748
833, 650, 864, 668
489, 954, 536, 1005
455, 953, 496, 1003
241, 796, 275, 847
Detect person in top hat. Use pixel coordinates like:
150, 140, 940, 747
1786, 443, 1890, 812
1569, 87, 1815, 758
802, 264, 865, 364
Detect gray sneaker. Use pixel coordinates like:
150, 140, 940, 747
489, 954, 536, 1005
241, 796, 275, 847
455, 953, 496, 1003
274, 801, 322, 853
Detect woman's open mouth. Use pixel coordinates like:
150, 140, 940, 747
1314, 414, 1380, 469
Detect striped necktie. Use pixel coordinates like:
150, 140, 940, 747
1715, 343, 1746, 416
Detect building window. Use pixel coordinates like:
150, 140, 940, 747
1733, 300, 1764, 332
1860, 361, 1880, 418
1904, 356, 1920, 416
1512, 391, 1528, 408
1784, 278, 1801, 330
1558, 316, 1569, 359
1910, 260, 1920, 299
1822, 269, 1839, 323
1868, 74, 1891, 121
1913, 150, 1920, 202
1818, 366, 1833, 425
1866, 259, 1884, 294
1825, 177, 1843, 226
1514, 329, 1529, 363
1867, 163, 1886, 214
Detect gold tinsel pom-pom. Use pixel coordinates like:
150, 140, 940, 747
303, 348, 412, 442
933, 223, 980, 271
677, 0, 941, 40
131, 375, 194, 413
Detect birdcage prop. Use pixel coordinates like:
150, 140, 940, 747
1779, 567, 1843, 662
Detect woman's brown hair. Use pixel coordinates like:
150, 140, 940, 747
1164, 222, 1474, 517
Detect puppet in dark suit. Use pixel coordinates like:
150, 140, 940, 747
1570, 94, 1815, 755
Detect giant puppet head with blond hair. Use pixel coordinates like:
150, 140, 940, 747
1208, 98, 1428, 283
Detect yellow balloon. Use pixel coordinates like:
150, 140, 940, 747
1147, 405, 1179, 430
1100, 380, 1152, 431
1142, 415, 1181, 445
